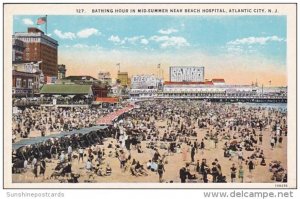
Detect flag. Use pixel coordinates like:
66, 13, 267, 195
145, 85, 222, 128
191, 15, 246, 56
37, 16, 47, 25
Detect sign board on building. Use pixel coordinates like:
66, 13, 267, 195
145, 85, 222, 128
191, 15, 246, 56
169, 66, 204, 82
131, 75, 159, 89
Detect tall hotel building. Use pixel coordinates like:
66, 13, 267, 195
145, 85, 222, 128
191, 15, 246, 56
13, 27, 58, 77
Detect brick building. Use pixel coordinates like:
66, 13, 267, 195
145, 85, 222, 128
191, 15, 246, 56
13, 27, 58, 77
12, 37, 25, 62
12, 62, 41, 97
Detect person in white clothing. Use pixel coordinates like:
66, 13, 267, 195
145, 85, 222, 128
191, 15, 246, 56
86, 159, 93, 171
68, 145, 72, 161
78, 147, 84, 162
60, 151, 65, 163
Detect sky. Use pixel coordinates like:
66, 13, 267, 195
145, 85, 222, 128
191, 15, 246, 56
13, 15, 287, 86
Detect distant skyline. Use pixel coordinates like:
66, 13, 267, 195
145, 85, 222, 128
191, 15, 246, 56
13, 15, 287, 86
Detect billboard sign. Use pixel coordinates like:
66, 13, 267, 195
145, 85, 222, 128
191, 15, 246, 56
131, 75, 158, 89
170, 66, 204, 82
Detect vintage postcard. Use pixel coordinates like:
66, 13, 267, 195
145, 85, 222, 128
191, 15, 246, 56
3, 3, 297, 188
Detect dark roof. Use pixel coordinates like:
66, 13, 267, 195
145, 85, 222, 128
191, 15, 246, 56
64, 75, 97, 81
12, 61, 36, 64
40, 84, 92, 95
212, 78, 225, 83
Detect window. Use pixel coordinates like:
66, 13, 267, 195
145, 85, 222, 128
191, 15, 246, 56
23, 79, 27, 88
28, 79, 33, 88
16, 78, 21, 88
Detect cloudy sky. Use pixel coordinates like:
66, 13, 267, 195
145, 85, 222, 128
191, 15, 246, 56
13, 15, 287, 86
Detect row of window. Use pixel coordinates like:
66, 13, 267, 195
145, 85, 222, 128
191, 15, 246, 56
15, 78, 33, 89
41, 37, 58, 48
20, 37, 40, 43
41, 57, 57, 64
41, 46, 57, 54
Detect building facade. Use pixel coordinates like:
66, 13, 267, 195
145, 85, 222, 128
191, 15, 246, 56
12, 37, 25, 62
92, 83, 110, 98
117, 72, 129, 87
98, 71, 112, 84
57, 64, 67, 79
13, 27, 58, 77
131, 74, 162, 89
212, 78, 226, 86
12, 62, 42, 97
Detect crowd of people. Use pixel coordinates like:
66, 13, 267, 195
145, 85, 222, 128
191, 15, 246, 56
12, 106, 116, 142
13, 97, 92, 107
12, 99, 288, 183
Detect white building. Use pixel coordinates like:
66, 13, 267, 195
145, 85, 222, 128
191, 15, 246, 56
129, 89, 158, 99
131, 74, 161, 89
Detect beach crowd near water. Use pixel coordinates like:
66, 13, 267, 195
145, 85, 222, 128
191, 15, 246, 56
12, 99, 288, 183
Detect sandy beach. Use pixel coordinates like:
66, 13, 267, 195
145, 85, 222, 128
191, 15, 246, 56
12, 102, 287, 183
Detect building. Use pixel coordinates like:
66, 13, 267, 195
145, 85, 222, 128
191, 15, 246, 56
55, 75, 110, 98
212, 78, 226, 86
163, 83, 251, 95
169, 66, 205, 82
13, 27, 58, 77
128, 78, 131, 87
56, 75, 98, 84
129, 74, 163, 99
58, 64, 67, 79
162, 76, 258, 98
40, 84, 93, 96
117, 72, 129, 87
98, 71, 112, 84
129, 89, 159, 99
12, 37, 25, 62
93, 97, 119, 108
63, 75, 98, 83
12, 62, 42, 97
13, 70, 36, 97
259, 86, 287, 96
92, 83, 110, 98
131, 74, 161, 89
